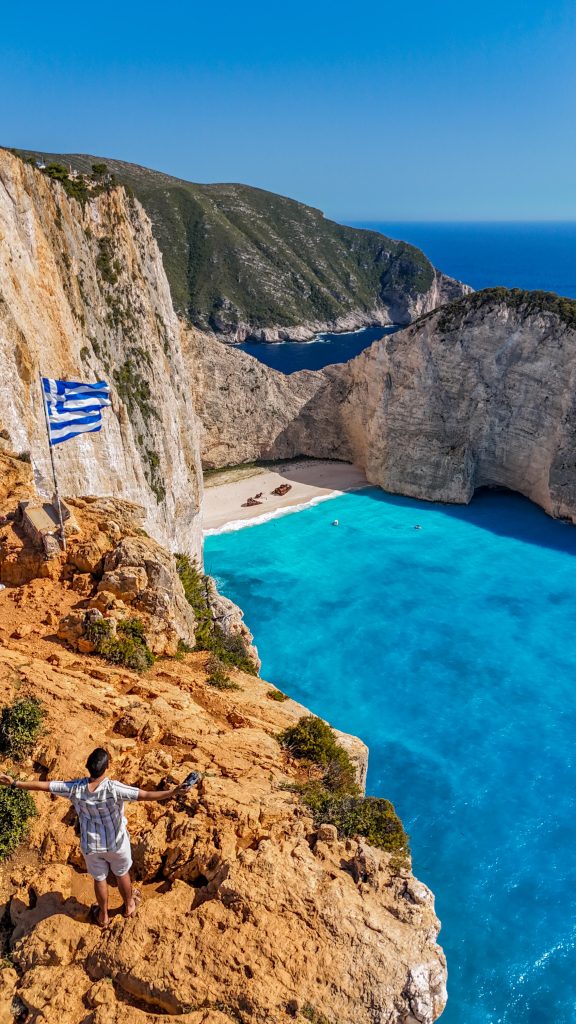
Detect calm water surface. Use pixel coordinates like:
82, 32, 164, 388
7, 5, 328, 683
205, 488, 576, 1024
350, 221, 576, 299
237, 325, 399, 373
240, 223, 576, 373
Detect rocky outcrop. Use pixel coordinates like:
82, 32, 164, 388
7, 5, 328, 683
189, 289, 576, 523
339, 290, 576, 520
184, 328, 351, 468
0, 148, 203, 556
0, 513, 446, 1024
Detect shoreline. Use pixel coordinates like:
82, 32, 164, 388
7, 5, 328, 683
203, 460, 369, 534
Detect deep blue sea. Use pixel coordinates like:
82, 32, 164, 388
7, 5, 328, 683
351, 221, 576, 299
238, 325, 399, 374
239, 222, 576, 373
205, 488, 576, 1024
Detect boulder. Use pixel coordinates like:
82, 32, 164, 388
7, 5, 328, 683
99, 536, 196, 652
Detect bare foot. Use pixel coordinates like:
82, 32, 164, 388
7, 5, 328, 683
123, 887, 141, 919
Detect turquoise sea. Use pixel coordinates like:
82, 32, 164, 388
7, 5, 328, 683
205, 488, 576, 1024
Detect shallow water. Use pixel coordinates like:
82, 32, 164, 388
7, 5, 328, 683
204, 488, 576, 1024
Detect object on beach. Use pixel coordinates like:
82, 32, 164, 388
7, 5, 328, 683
332, 520, 339, 526
255, 492, 263, 498
272, 483, 292, 496
241, 497, 263, 507
0, 584, 5, 592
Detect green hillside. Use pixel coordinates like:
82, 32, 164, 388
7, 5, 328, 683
15, 150, 446, 334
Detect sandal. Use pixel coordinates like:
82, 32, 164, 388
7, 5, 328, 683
90, 904, 109, 929
123, 887, 141, 920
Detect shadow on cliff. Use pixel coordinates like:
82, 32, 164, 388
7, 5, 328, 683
353, 484, 576, 557
261, 374, 353, 464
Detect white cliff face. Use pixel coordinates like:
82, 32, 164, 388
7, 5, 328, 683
340, 298, 576, 520
188, 292, 576, 524
184, 327, 352, 467
0, 149, 203, 556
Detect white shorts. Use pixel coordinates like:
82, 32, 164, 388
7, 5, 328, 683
83, 831, 133, 881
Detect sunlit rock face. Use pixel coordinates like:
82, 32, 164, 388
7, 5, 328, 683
0, 148, 203, 556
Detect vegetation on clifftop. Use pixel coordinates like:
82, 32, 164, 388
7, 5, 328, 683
424, 287, 576, 332
280, 716, 409, 862
84, 617, 155, 672
175, 554, 257, 674
15, 149, 441, 333
0, 787, 37, 861
0, 697, 44, 861
0, 697, 45, 760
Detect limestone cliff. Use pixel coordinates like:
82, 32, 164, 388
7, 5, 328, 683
0, 148, 203, 556
189, 289, 576, 523
0, 487, 447, 1024
339, 290, 576, 520
184, 328, 351, 468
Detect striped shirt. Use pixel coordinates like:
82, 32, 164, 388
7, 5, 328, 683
49, 777, 140, 854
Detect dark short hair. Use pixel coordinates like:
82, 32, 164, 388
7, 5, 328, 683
86, 748, 109, 779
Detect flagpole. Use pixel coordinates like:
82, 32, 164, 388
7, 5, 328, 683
39, 373, 66, 551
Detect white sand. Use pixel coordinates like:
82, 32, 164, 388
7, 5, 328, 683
203, 460, 368, 533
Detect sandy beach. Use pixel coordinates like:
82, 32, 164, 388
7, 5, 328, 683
203, 460, 368, 533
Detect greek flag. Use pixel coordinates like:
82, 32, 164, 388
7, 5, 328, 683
42, 378, 111, 446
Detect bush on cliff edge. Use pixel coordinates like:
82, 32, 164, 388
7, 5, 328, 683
84, 617, 155, 672
0, 697, 45, 760
175, 554, 257, 675
279, 716, 409, 861
0, 787, 37, 861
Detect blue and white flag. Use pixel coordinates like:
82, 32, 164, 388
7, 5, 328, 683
42, 378, 111, 446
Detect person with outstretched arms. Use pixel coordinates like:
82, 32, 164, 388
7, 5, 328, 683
0, 747, 200, 927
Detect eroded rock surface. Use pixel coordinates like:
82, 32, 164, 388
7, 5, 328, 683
340, 292, 576, 520
0, 503, 446, 1024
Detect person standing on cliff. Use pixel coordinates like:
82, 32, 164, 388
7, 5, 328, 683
0, 747, 187, 928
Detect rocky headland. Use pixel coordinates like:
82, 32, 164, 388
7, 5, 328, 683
14, 149, 470, 339
190, 290, 576, 523
0, 454, 447, 1024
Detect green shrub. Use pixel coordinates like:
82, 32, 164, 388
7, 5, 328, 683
175, 554, 257, 674
0, 697, 45, 760
301, 1005, 330, 1024
0, 787, 37, 861
267, 689, 288, 702
175, 554, 212, 645
205, 655, 241, 691
84, 617, 155, 672
280, 716, 409, 861
204, 625, 257, 675
299, 782, 408, 856
281, 716, 358, 797
96, 237, 118, 285
16, 451, 31, 463
117, 617, 148, 645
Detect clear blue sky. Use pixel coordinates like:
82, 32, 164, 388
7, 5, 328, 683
2, 0, 575, 220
